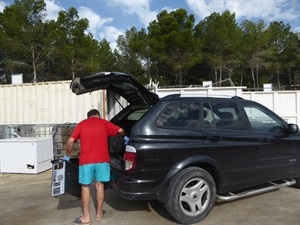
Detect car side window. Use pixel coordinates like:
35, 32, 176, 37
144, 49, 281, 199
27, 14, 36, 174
127, 109, 148, 121
243, 104, 284, 133
118, 108, 149, 136
156, 102, 200, 129
203, 101, 246, 130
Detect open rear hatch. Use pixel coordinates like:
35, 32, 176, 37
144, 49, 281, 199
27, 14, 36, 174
70, 72, 159, 106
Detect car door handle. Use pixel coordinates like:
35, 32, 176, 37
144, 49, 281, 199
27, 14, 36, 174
258, 138, 270, 143
206, 136, 221, 142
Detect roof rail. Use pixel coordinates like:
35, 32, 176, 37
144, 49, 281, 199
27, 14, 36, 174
162, 93, 242, 99
231, 96, 244, 100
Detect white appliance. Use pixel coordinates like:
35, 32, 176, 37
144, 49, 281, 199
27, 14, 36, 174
0, 137, 53, 174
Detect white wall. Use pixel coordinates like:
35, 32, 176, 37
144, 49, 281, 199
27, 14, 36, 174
155, 86, 245, 98
242, 91, 300, 125
0, 81, 105, 124
1, 81, 299, 126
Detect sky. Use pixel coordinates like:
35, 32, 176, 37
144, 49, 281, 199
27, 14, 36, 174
0, 0, 299, 49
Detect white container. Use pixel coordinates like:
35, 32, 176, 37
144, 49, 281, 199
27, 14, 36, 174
0, 137, 53, 174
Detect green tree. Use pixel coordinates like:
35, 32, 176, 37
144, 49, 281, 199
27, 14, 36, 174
0, 0, 55, 83
53, 7, 98, 79
130, 28, 157, 80
148, 9, 201, 86
115, 27, 145, 80
240, 20, 269, 88
266, 22, 299, 90
97, 39, 117, 71
195, 10, 242, 86
283, 32, 300, 89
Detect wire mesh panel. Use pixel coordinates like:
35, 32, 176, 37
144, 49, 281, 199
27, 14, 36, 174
0, 124, 80, 159
0, 124, 36, 138
51, 123, 80, 159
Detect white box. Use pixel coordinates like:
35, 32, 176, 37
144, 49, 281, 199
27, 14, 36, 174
0, 137, 53, 174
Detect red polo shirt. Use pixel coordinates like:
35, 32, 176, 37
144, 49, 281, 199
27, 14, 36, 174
71, 117, 120, 165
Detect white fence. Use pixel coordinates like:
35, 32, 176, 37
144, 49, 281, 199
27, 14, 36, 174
1, 81, 300, 126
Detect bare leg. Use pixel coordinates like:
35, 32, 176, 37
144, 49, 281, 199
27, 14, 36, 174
80, 184, 91, 223
95, 182, 105, 219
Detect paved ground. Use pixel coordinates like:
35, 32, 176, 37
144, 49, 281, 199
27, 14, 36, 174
0, 170, 299, 225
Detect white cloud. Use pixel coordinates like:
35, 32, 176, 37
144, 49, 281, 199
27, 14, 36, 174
45, 0, 64, 20
78, 6, 113, 38
107, 0, 157, 27
99, 26, 125, 50
294, 26, 300, 33
0, 1, 7, 12
42, 1, 121, 48
186, 0, 299, 23
186, 0, 222, 19
162, 6, 178, 13
76, 6, 123, 49
0, 0, 62, 19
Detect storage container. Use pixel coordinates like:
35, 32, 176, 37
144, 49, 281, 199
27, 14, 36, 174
0, 137, 53, 173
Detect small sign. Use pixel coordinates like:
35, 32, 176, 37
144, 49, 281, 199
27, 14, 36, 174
263, 83, 272, 92
11, 74, 23, 84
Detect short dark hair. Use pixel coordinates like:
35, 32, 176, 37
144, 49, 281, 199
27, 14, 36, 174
87, 109, 100, 118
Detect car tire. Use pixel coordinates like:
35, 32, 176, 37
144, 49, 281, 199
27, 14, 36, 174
165, 167, 216, 224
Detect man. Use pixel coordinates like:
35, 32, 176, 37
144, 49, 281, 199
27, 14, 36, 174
64, 109, 124, 225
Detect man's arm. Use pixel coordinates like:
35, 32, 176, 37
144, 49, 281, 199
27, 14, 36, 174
65, 137, 75, 157
118, 127, 124, 136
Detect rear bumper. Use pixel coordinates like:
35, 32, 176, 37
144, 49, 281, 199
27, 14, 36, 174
108, 171, 159, 201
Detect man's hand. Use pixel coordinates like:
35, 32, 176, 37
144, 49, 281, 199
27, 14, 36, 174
124, 136, 129, 144
63, 155, 70, 161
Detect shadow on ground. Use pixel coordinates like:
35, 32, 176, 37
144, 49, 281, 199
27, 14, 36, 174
103, 188, 178, 223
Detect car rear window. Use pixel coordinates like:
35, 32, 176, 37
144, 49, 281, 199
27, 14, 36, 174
156, 102, 200, 129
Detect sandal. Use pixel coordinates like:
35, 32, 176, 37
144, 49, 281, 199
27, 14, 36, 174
95, 210, 105, 221
73, 217, 90, 225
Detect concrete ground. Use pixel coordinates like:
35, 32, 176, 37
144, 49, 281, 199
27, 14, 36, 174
0, 170, 299, 225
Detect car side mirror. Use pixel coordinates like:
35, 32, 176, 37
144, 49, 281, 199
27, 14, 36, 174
288, 124, 299, 133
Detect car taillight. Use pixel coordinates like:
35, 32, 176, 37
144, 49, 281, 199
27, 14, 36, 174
124, 145, 136, 172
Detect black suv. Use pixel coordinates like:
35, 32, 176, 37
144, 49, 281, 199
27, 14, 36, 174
70, 72, 300, 224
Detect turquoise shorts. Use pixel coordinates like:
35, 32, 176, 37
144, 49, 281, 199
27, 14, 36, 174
79, 163, 110, 185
